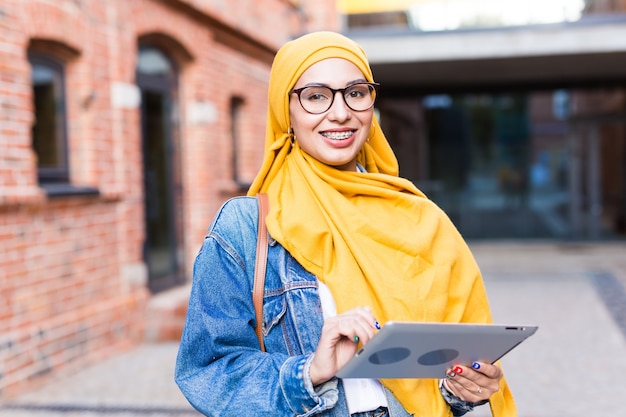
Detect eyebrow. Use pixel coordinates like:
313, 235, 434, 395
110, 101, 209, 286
300, 78, 369, 88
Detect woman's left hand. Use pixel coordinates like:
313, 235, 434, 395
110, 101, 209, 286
442, 361, 502, 403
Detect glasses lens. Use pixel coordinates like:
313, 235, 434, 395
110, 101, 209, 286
298, 86, 333, 114
344, 83, 376, 111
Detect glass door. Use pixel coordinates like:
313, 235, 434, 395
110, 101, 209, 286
136, 46, 183, 292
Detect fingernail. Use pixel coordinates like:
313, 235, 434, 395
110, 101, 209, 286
374, 321, 381, 330
453, 366, 463, 374
472, 362, 481, 370
447, 371, 456, 378
353, 335, 359, 343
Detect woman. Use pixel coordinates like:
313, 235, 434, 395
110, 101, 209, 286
175, 31, 517, 417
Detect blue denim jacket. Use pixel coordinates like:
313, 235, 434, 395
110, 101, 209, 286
175, 197, 474, 417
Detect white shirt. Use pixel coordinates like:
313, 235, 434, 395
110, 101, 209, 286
317, 280, 388, 414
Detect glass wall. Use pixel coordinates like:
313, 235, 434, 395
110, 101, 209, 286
379, 87, 626, 240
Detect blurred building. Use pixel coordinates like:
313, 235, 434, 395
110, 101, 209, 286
3, 0, 626, 402
0, 0, 338, 398
341, 0, 626, 240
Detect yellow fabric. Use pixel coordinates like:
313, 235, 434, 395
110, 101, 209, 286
248, 31, 517, 417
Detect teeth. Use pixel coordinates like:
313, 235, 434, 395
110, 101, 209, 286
321, 131, 354, 140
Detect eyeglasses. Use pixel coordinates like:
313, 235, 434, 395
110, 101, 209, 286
290, 82, 379, 114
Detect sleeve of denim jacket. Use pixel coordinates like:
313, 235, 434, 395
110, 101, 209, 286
174, 198, 338, 417
439, 380, 489, 416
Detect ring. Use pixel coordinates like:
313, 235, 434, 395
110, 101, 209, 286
476, 386, 482, 394
353, 335, 359, 343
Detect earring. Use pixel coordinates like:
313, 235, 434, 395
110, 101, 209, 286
288, 126, 295, 146
367, 122, 376, 142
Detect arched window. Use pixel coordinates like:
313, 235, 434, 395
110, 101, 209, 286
28, 53, 69, 184
137, 46, 175, 85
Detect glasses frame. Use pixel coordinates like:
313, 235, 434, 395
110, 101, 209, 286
289, 82, 380, 114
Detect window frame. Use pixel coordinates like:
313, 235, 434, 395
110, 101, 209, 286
28, 52, 70, 185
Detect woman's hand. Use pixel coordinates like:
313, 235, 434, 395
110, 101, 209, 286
442, 361, 502, 403
309, 306, 378, 386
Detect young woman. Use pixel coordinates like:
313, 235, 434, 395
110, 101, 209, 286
175, 31, 517, 417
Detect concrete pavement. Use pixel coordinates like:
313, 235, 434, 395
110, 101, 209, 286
1, 241, 625, 417
0, 342, 199, 417
470, 242, 626, 416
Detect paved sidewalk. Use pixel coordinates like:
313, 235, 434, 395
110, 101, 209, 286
470, 242, 626, 416
1, 242, 625, 417
0, 343, 199, 417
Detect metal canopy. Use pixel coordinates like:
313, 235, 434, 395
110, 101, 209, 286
345, 15, 626, 91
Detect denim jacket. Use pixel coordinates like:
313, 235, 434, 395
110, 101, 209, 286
175, 197, 476, 417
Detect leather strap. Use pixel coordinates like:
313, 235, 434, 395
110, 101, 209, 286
253, 193, 269, 352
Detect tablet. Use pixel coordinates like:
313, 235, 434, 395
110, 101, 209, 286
335, 321, 538, 379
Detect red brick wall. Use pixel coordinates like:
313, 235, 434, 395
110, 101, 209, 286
0, 0, 339, 398
0, 199, 149, 397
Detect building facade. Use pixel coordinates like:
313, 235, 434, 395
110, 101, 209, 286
0, 0, 338, 398
343, 0, 626, 240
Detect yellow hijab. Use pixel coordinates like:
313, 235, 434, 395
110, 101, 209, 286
248, 31, 516, 417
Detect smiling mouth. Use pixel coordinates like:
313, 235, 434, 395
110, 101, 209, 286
320, 130, 355, 140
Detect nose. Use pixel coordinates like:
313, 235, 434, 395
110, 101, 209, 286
327, 91, 351, 121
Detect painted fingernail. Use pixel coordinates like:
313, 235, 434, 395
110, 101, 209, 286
374, 321, 381, 330
472, 362, 481, 370
353, 335, 359, 343
447, 371, 456, 378
453, 366, 463, 374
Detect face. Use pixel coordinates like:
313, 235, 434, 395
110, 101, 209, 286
289, 58, 374, 171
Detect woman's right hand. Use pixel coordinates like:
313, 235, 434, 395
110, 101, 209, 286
308, 306, 379, 386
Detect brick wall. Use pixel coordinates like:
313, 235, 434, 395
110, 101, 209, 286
0, 0, 339, 398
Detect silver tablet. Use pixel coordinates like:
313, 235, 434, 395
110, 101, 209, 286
335, 321, 538, 379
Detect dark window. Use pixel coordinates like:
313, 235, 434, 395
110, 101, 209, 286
137, 46, 183, 292
230, 96, 245, 184
28, 53, 69, 184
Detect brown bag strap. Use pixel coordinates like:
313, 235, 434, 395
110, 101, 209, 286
253, 193, 269, 352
